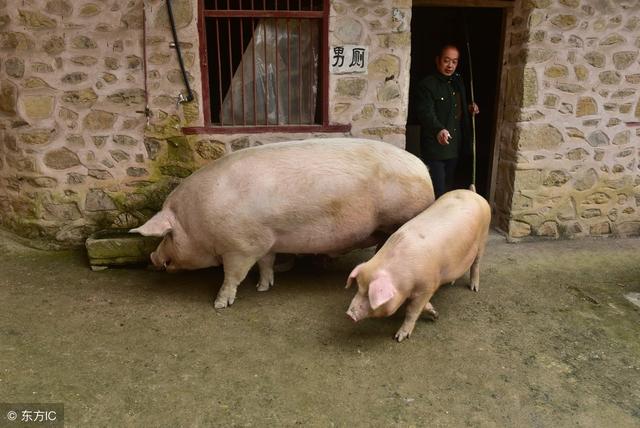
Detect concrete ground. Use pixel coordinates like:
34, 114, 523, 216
1, 231, 639, 427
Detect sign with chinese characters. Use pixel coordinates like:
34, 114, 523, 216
330, 45, 368, 74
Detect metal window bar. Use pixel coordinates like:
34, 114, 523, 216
298, 18, 302, 124
204, 0, 323, 12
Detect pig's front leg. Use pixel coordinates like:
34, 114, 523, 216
394, 292, 432, 342
256, 253, 275, 292
214, 253, 257, 309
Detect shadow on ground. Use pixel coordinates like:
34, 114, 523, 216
1, 232, 639, 426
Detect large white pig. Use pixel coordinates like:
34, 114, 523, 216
131, 138, 435, 309
346, 189, 491, 342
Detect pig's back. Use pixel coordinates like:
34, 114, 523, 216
165, 138, 433, 254
391, 189, 490, 251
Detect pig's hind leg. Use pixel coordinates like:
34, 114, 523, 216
469, 252, 482, 292
256, 253, 275, 291
214, 253, 260, 309
423, 301, 439, 320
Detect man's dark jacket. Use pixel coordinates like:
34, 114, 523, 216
414, 72, 472, 161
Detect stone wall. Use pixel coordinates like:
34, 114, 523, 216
2, 0, 638, 248
329, 0, 412, 147
494, 0, 640, 239
0, 0, 153, 246
0, 0, 413, 248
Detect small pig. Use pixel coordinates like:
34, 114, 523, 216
346, 188, 491, 342
131, 138, 435, 309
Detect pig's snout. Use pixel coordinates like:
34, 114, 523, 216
346, 309, 359, 323
346, 303, 367, 322
149, 251, 171, 271
347, 294, 371, 322
149, 251, 161, 268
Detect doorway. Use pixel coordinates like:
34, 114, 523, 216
407, 5, 506, 200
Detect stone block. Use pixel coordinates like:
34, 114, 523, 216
543, 170, 570, 187
80, 3, 101, 17
44, 147, 80, 169
599, 70, 621, 85
574, 168, 598, 191
62, 89, 98, 108
590, 221, 611, 235
23, 96, 55, 120
43, 202, 81, 221
600, 33, 625, 46
19, 10, 57, 29
19, 128, 55, 145
584, 51, 605, 68
514, 124, 563, 151
362, 126, 405, 139
61, 72, 88, 84
6, 57, 24, 78
45, 0, 73, 17
121, 2, 144, 29
85, 229, 161, 268
587, 130, 610, 147
523, 68, 538, 107
617, 221, 640, 237
85, 189, 117, 211
32, 62, 54, 73
107, 89, 145, 106
378, 32, 410, 49
72, 35, 97, 49
70, 56, 99, 67
0, 80, 17, 114
0, 32, 35, 50
84, 110, 117, 130
514, 169, 543, 190
195, 139, 225, 160
544, 64, 568, 78
536, 221, 559, 238
113, 135, 138, 146
336, 78, 367, 98
613, 51, 638, 70
576, 97, 597, 117
613, 130, 630, 145
352, 104, 374, 122
550, 14, 577, 30
556, 83, 585, 93
509, 220, 531, 238
567, 147, 589, 160
377, 81, 400, 102
333, 17, 363, 44
369, 54, 400, 78
154, 0, 192, 29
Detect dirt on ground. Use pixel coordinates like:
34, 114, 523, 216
1, 231, 639, 427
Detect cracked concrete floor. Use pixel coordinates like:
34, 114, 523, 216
1, 232, 639, 427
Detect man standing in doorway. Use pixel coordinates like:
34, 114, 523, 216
414, 43, 479, 198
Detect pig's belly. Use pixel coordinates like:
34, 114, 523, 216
271, 225, 376, 254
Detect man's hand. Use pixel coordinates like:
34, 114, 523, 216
437, 129, 451, 145
468, 103, 480, 115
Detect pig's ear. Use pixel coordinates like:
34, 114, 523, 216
368, 276, 396, 310
345, 263, 364, 289
130, 210, 174, 237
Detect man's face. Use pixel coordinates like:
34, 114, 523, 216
436, 47, 459, 76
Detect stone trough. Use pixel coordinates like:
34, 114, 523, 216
85, 229, 160, 271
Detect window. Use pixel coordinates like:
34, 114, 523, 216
188, 0, 348, 133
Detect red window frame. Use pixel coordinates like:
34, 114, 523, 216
184, 0, 350, 134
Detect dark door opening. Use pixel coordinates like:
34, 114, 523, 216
407, 6, 504, 199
